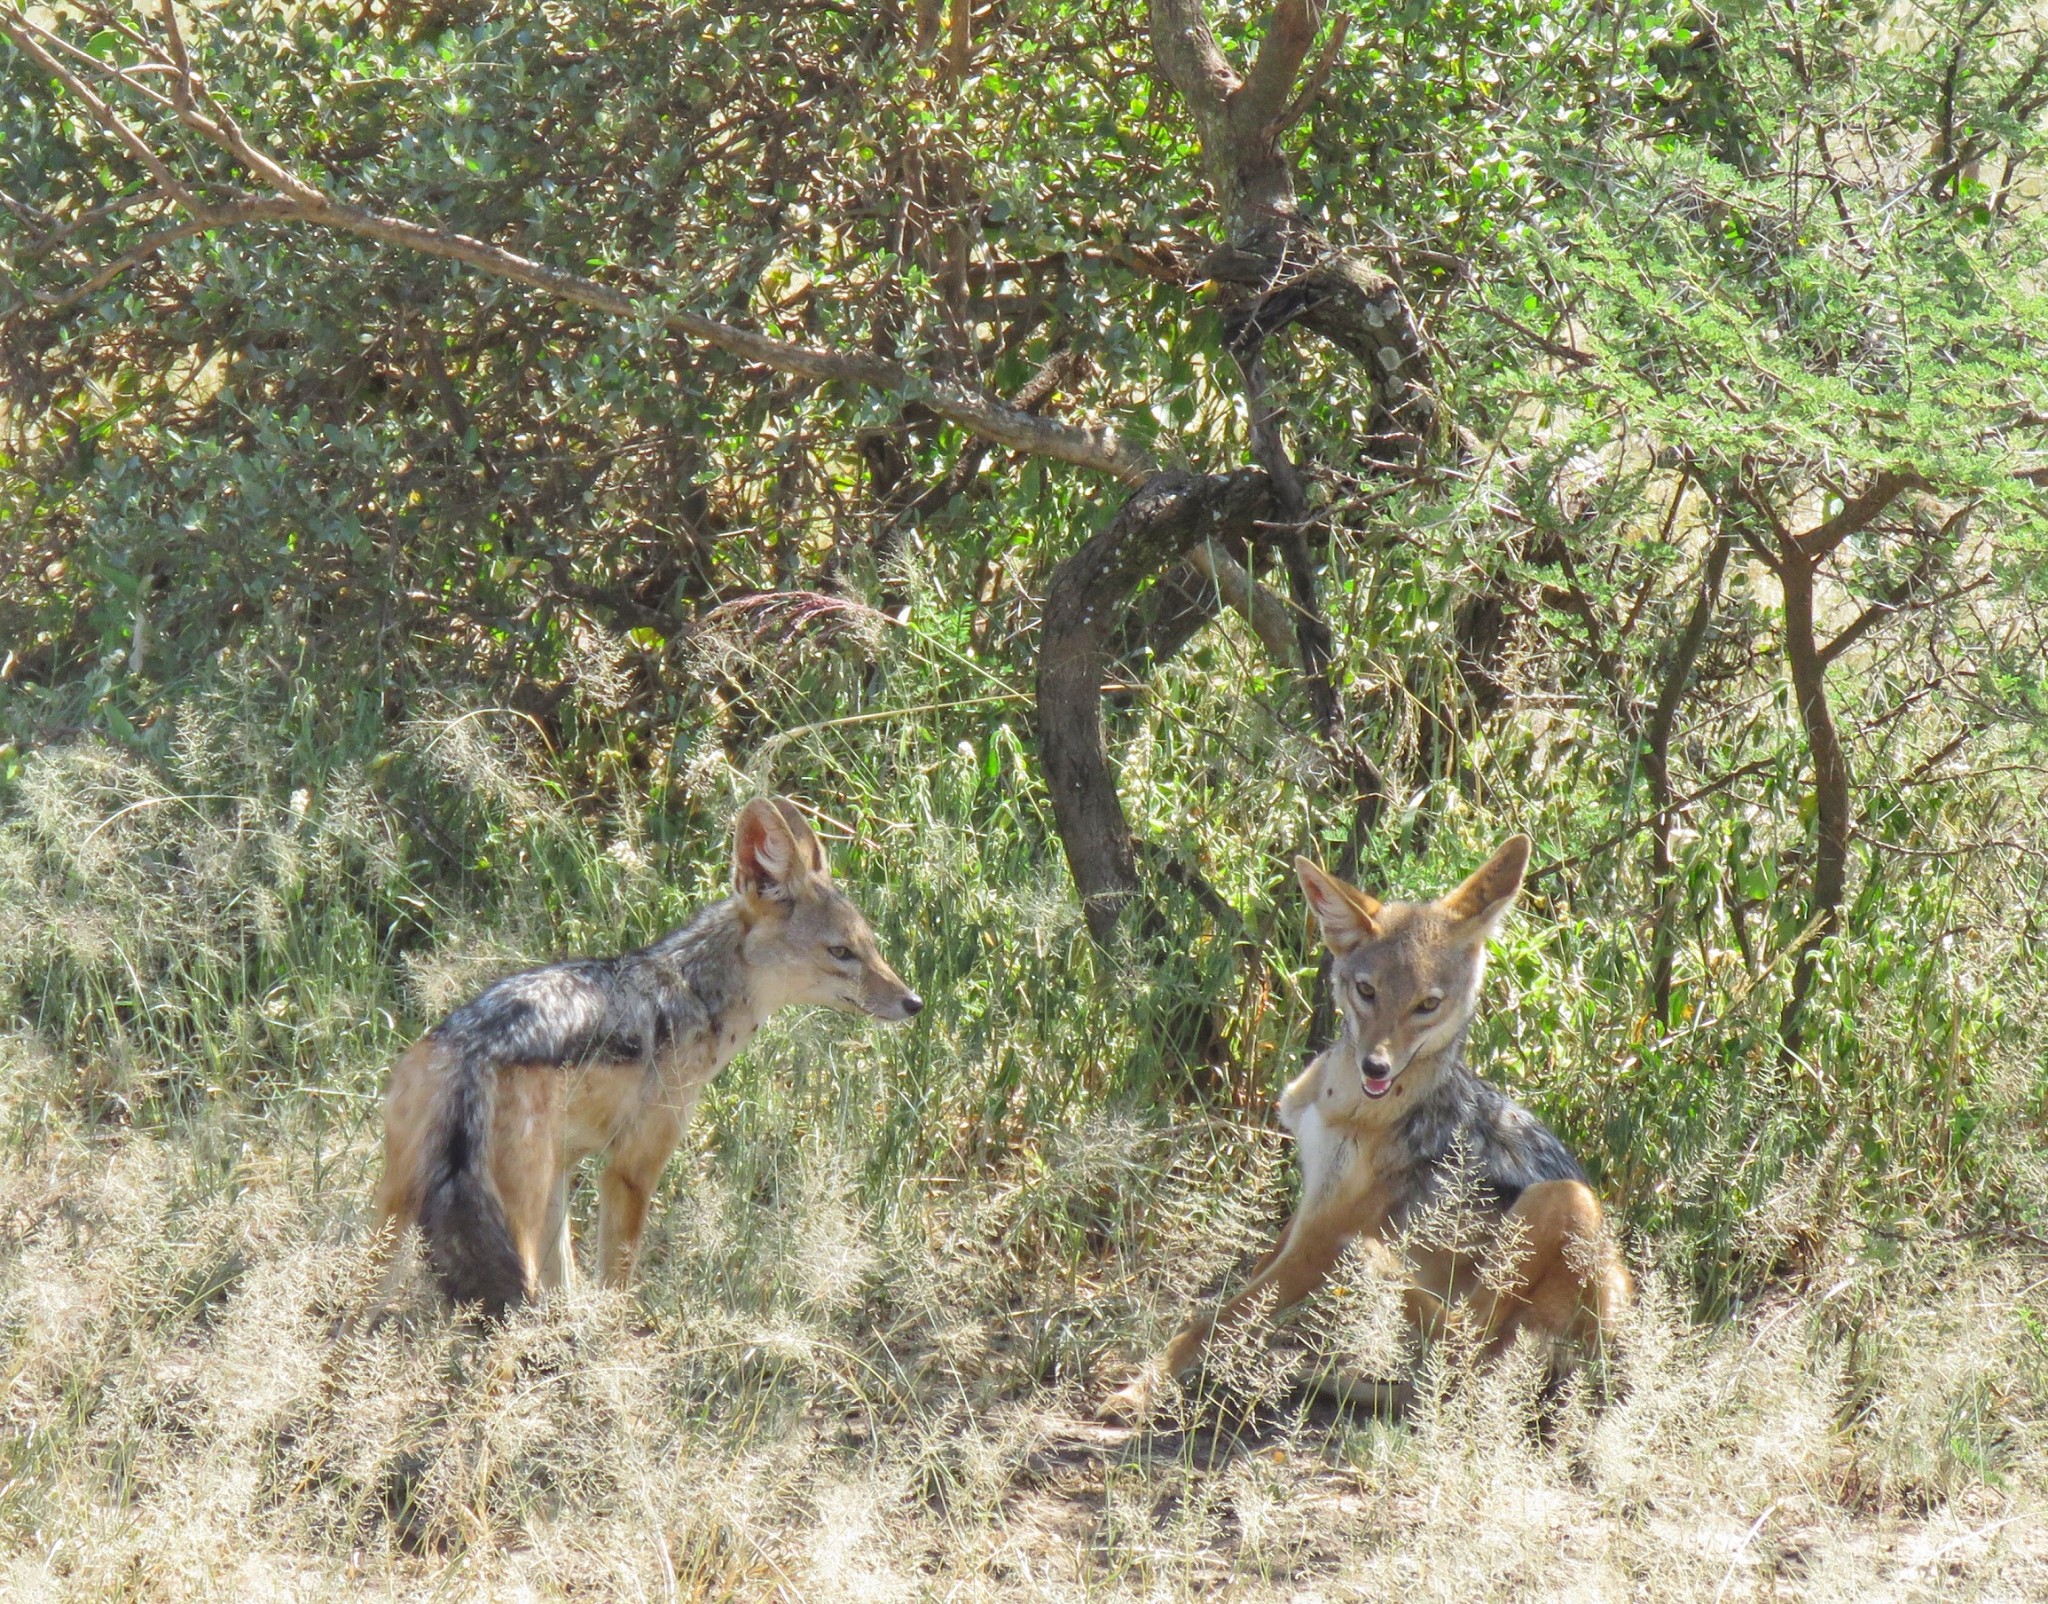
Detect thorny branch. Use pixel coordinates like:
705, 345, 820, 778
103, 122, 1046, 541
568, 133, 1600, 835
1794, 469, 1930, 560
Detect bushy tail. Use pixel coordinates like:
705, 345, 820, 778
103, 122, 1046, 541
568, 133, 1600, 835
415, 1048, 527, 1315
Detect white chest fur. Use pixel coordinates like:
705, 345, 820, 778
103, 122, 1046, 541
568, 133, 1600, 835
1289, 1102, 1352, 1205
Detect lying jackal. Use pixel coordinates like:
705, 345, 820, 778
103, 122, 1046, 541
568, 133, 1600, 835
371, 797, 920, 1314
1109, 834, 1629, 1415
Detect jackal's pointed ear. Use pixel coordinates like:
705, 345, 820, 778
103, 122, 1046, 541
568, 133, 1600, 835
768, 796, 831, 880
1441, 833, 1531, 936
733, 797, 811, 908
1294, 856, 1382, 954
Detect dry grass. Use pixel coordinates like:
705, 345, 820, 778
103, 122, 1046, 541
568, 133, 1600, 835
1, 1071, 2041, 1603
1, 721, 2043, 1600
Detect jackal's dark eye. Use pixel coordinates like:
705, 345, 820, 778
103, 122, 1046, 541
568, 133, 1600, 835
1354, 979, 1376, 1004
1415, 995, 1442, 1015
826, 943, 856, 963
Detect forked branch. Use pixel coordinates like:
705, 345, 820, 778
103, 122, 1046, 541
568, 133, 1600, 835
1817, 502, 1975, 667
1793, 469, 1929, 561
1234, 0, 1325, 136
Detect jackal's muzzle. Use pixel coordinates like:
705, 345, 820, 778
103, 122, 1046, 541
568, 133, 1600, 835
869, 984, 923, 1022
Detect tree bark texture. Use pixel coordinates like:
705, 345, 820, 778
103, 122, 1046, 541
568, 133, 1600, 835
1645, 526, 1732, 1027
1776, 551, 1852, 1059
1733, 467, 1923, 1060
1037, 470, 1275, 942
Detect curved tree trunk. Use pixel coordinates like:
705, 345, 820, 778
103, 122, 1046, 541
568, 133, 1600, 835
1038, 470, 1275, 942
1033, 1, 1438, 953
1206, 229, 1435, 462
1644, 524, 1733, 1027
1777, 552, 1852, 1061
1734, 467, 1925, 1061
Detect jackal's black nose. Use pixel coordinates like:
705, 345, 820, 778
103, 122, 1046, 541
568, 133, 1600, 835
901, 992, 924, 1016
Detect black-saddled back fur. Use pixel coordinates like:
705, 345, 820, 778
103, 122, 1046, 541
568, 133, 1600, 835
412, 904, 749, 1312
1386, 1052, 1589, 1233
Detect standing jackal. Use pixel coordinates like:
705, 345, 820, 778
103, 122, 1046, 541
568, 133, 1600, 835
1108, 834, 1629, 1416
371, 797, 921, 1314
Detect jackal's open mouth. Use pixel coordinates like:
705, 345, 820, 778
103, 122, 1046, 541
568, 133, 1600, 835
1361, 1071, 1394, 1099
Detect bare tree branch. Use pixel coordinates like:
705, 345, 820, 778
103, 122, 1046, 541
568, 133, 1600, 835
1644, 521, 1733, 1023
1186, 540, 1300, 668
1729, 468, 1789, 572
157, 0, 191, 96
7, 196, 295, 315
1148, 0, 1240, 121
1278, 13, 1349, 129
1924, 32, 2048, 199
1793, 469, 1927, 560
1817, 503, 1976, 666
1236, 1, 1323, 136
1, 8, 196, 206
1480, 302, 1595, 366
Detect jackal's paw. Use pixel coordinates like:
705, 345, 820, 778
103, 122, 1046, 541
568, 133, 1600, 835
1097, 1371, 1160, 1423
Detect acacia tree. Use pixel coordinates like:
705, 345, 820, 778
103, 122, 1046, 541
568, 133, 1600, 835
0, 0, 1430, 949
1508, 7, 2048, 1062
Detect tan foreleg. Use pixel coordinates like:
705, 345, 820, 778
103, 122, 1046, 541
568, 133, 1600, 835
1100, 1205, 1356, 1420
595, 1098, 687, 1287
1158, 1201, 1356, 1378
